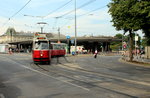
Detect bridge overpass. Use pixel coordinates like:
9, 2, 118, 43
0, 33, 121, 53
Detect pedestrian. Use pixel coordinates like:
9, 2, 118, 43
8, 47, 12, 54
94, 50, 98, 58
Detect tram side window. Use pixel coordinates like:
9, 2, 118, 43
57, 44, 61, 50
61, 45, 65, 49
51, 44, 66, 50
53, 44, 57, 50
59, 45, 63, 50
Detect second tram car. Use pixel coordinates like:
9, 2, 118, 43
50, 43, 67, 57
32, 33, 50, 64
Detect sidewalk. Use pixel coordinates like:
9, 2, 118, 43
122, 55, 150, 64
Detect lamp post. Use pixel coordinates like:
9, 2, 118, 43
37, 22, 47, 33
74, 0, 77, 55
135, 32, 139, 58
54, 16, 61, 43
58, 27, 60, 43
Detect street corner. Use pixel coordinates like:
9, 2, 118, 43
119, 57, 150, 68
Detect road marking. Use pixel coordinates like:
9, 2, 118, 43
0, 94, 5, 98
58, 63, 150, 87
21, 65, 90, 91
0, 56, 90, 91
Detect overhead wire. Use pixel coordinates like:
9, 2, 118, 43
59, 5, 107, 29
44, 0, 73, 18
2, 0, 32, 27
10, 0, 31, 19
54, 0, 99, 33
54, 0, 96, 18
77, 5, 106, 17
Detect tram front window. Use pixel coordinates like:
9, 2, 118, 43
35, 41, 49, 50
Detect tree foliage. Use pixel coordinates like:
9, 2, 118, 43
110, 33, 122, 51
6, 27, 16, 36
108, 0, 150, 61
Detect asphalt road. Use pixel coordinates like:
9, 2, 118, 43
0, 53, 149, 98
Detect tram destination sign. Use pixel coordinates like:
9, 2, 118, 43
34, 33, 47, 40
34, 33, 47, 38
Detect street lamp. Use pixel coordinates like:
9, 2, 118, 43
74, 0, 77, 55
24, 14, 47, 33
53, 16, 61, 43
37, 22, 47, 33
58, 27, 60, 43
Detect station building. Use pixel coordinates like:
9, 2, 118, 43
0, 28, 121, 53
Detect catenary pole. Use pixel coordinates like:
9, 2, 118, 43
74, 0, 77, 54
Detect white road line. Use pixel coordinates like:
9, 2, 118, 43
21, 65, 90, 91
0, 56, 90, 91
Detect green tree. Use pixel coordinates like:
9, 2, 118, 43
138, 1, 150, 45
108, 0, 150, 61
110, 33, 122, 51
111, 33, 130, 51
115, 33, 122, 39
6, 27, 16, 36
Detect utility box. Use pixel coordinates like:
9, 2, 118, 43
0, 44, 9, 53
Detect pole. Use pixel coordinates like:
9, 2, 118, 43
58, 27, 60, 43
122, 33, 124, 51
41, 27, 43, 33
74, 0, 77, 55
67, 39, 69, 54
37, 22, 47, 33
135, 32, 137, 56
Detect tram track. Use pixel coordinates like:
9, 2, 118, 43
29, 60, 150, 98
30, 63, 138, 98
1, 55, 149, 97
57, 61, 150, 86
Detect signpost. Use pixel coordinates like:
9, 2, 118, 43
135, 34, 138, 57
66, 35, 70, 54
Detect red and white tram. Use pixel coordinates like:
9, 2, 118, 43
32, 33, 67, 64
32, 33, 51, 64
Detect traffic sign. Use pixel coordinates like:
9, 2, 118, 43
135, 36, 138, 41
66, 36, 70, 39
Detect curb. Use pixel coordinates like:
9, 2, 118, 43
119, 58, 150, 68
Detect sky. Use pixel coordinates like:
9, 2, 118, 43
0, 0, 144, 37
